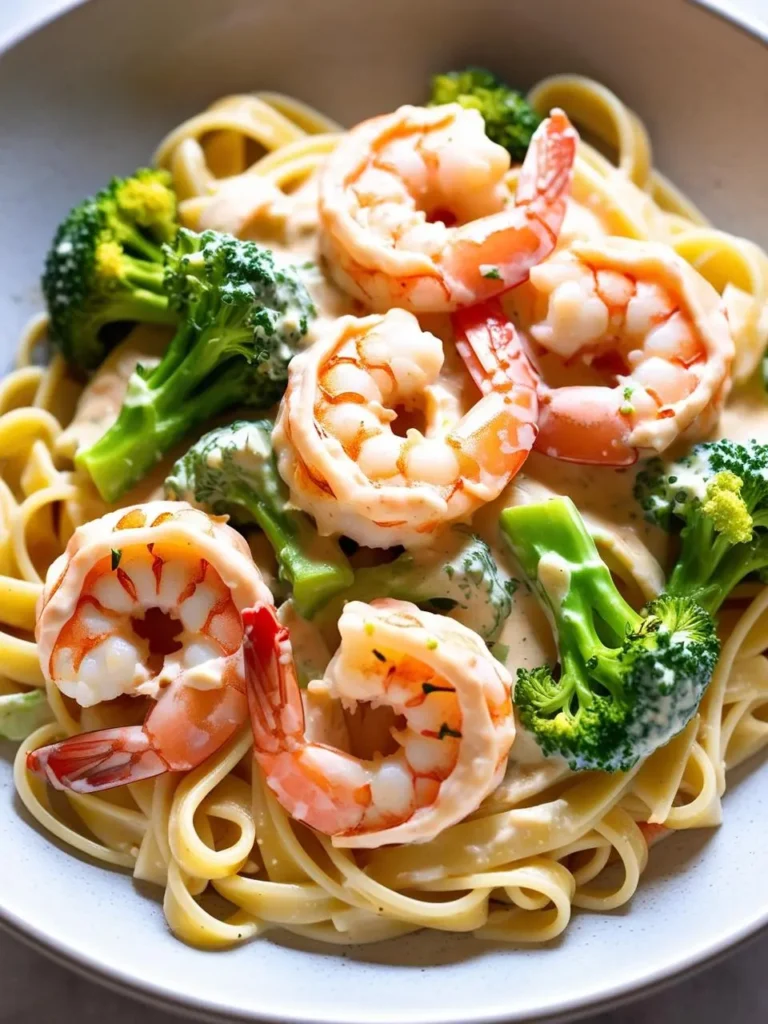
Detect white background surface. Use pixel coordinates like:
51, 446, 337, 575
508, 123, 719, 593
1, 0, 767, 1021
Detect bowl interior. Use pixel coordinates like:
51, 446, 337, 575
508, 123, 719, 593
0, 1, 767, 1021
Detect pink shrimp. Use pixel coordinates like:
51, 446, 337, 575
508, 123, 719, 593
319, 103, 578, 313
513, 238, 734, 465
27, 501, 272, 793
273, 303, 538, 548
243, 599, 515, 848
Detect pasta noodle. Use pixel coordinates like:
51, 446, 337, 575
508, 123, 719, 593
5, 75, 768, 951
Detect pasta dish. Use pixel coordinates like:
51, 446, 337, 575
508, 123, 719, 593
3, 69, 768, 950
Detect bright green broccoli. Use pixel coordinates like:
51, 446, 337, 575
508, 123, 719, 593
0, 690, 53, 741
428, 67, 542, 161
165, 420, 352, 618
635, 439, 768, 614
320, 528, 516, 644
42, 168, 179, 371
500, 497, 719, 772
77, 228, 315, 503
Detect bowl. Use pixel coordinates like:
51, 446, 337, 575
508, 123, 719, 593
0, 1, 767, 1021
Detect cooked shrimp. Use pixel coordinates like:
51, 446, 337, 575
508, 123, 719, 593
518, 238, 734, 465
319, 103, 578, 313
243, 598, 515, 848
273, 302, 538, 548
27, 501, 272, 793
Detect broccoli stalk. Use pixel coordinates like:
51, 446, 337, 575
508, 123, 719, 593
77, 229, 315, 503
500, 497, 719, 772
635, 439, 768, 614
42, 168, 179, 371
320, 528, 516, 643
165, 420, 352, 618
428, 67, 542, 161
0, 690, 53, 741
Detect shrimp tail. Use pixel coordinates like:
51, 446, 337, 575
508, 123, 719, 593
452, 298, 539, 393
26, 726, 168, 794
243, 603, 305, 753
515, 108, 579, 214
442, 111, 577, 301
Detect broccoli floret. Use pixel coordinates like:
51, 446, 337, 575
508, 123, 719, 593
635, 439, 768, 613
76, 228, 315, 502
428, 67, 542, 162
111, 168, 178, 245
321, 528, 516, 643
501, 497, 719, 772
165, 420, 352, 618
42, 168, 179, 371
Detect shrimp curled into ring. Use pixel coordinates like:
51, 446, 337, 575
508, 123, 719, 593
243, 598, 515, 848
522, 238, 735, 465
27, 500, 272, 793
319, 102, 578, 312
273, 305, 539, 548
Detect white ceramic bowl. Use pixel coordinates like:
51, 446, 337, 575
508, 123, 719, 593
0, 1, 767, 1021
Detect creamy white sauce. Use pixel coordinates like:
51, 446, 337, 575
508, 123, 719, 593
536, 552, 572, 610
56, 325, 170, 458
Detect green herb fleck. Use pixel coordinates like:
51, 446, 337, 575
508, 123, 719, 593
619, 386, 635, 416
426, 638, 438, 650
480, 265, 501, 280
111, 548, 122, 571
372, 649, 387, 662
364, 622, 375, 636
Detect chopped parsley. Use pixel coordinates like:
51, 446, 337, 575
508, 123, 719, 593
619, 385, 635, 417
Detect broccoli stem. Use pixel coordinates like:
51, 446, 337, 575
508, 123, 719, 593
696, 533, 768, 614
146, 320, 197, 389
665, 514, 733, 606
95, 290, 176, 329
165, 420, 354, 618
317, 555, 416, 619
114, 222, 165, 264
667, 521, 768, 615
78, 292, 261, 500
0, 689, 53, 741
501, 498, 640, 702
120, 254, 166, 294
501, 499, 640, 632
77, 358, 245, 501
227, 483, 353, 619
